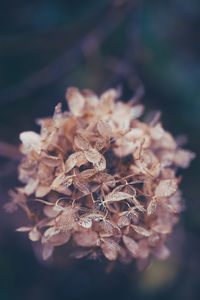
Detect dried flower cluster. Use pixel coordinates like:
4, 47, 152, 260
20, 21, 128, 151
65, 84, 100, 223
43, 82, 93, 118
5, 87, 195, 267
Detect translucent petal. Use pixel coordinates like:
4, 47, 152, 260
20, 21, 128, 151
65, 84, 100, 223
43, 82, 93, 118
155, 179, 177, 198
74, 134, 90, 151
104, 192, 132, 203
122, 235, 139, 257
101, 240, 119, 261
66, 87, 85, 116
28, 228, 41, 242
42, 243, 54, 260
73, 231, 98, 247
131, 225, 151, 237
97, 120, 112, 138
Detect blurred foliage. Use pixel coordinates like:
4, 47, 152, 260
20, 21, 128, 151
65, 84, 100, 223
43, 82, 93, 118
0, 0, 200, 300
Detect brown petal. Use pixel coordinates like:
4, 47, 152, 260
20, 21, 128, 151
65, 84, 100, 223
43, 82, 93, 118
152, 244, 170, 260
84, 149, 106, 171
48, 232, 71, 246
28, 228, 41, 242
35, 185, 51, 198
44, 227, 71, 246
66, 87, 85, 116
173, 149, 195, 168
40, 154, 60, 167
16, 226, 33, 232
152, 223, 172, 234
122, 235, 139, 257
104, 192, 132, 203
147, 198, 157, 215
155, 179, 177, 198
74, 180, 90, 194
130, 104, 144, 119
150, 123, 164, 140
43, 206, 60, 218
42, 243, 54, 260
94, 155, 106, 171
51, 173, 72, 190
84, 148, 101, 164
71, 249, 91, 259
73, 231, 98, 247
24, 178, 39, 196
78, 218, 92, 229
101, 240, 119, 261
131, 225, 151, 237
65, 151, 87, 172
117, 216, 130, 228
74, 134, 90, 151
97, 120, 112, 138
78, 169, 96, 179
19, 131, 41, 153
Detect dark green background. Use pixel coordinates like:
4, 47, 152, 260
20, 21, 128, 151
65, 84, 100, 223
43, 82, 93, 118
0, 1, 199, 299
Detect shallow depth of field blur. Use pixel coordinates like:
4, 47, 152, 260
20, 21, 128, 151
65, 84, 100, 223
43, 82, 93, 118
0, 1, 200, 300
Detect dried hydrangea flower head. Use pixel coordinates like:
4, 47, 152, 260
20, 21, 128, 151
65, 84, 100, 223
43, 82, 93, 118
6, 87, 195, 267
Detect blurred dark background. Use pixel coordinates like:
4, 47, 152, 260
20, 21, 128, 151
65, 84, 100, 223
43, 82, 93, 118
0, 0, 200, 299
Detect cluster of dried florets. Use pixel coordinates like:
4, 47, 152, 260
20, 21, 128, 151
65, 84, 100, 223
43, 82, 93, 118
5, 87, 195, 267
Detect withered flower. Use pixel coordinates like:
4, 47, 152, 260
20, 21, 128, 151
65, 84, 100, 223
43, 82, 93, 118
6, 87, 195, 267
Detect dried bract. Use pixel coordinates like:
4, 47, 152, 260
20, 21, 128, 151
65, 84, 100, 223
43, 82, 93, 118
6, 87, 195, 267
